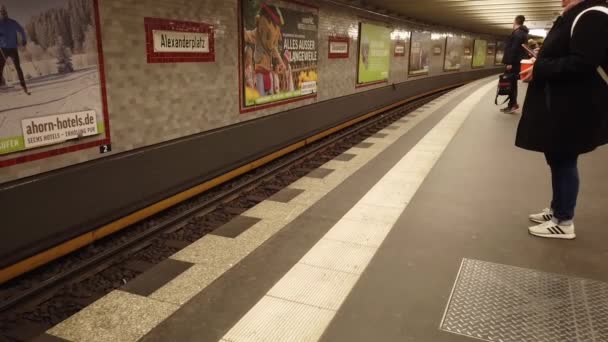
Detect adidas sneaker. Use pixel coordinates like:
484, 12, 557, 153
529, 208, 553, 224
528, 220, 576, 240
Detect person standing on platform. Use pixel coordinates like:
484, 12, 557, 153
501, 15, 529, 114
0, 4, 30, 95
516, 0, 608, 239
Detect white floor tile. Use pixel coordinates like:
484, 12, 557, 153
223, 296, 335, 342
300, 239, 376, 275
268, 263, 359, 310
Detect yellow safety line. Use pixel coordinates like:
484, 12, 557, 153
0, 82, 464, 285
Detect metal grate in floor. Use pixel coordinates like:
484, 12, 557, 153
440, 259, 608, 342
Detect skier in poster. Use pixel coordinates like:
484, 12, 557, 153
0, 4, 30, 95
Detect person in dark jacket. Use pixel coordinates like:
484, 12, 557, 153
0, 4, 29, 94
501, 15, 529, 113
517, 0, 608, 239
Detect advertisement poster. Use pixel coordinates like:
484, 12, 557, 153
242, 1, 319, 108
495, 41, 505, 65
472, 39, 487, 68
409, 32, 431, 76
444, 37, 462, 71
357, 23, 391, 84
0, 0, 108, 161
487, 42, 496, 56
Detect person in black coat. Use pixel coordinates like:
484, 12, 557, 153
516, 0, 608, 239
501, 15, 529, 113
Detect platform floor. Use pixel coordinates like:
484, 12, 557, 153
39, 77, 608, 342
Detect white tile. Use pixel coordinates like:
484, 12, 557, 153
324, 217, 394, 247
223, 296, 335, 342
287, 188, 329, 206
236, 218, 293, 247
268, 263, 359, 310
48, 291, 177, 342
342, 203, 403, 226
288, 177, 329, 191
243, 201, 309, 222
321, 160, 350, 169
301, 239, 376, 274
359, 179, 420, 209
171, 234, 247, 265
150, 264, 227, 306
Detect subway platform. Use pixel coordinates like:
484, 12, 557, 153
37, 78, 608, 342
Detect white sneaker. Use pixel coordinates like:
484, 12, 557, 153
529, 208, 553, 224
528, 220, 576, 240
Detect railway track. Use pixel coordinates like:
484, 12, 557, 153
0, 87, 455, 341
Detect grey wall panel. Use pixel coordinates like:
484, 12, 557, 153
0, 68, 499, 268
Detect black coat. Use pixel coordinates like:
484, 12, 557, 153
515, 0, 608, 155
503, 25, 529, 67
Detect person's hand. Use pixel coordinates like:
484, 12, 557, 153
520, 66, 534, 82
506, 65, 513, 71
276, 62, 286, 74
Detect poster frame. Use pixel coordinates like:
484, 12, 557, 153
238, 0, 319, 114
487, 41, 496, 56
355, 21, 390, 89
495, 41, 506, 66
407, 31, 429, 78
471, 39, 487, 69
0, 0, 111, 168
442, 37, 461, 72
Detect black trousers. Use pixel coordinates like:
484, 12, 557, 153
508, 65, 520, 107
0, 48, 26, 88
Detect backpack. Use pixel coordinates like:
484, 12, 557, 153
571, 5, 608, 85
495, 73, 517, 105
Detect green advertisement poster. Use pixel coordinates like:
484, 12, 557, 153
242, 1, 319, 108
472, 39, 487, 68
358, 23, 391, 84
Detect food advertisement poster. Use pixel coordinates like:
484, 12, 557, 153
242, 1, 319, 108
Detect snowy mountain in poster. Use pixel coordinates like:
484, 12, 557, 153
0, 0, 105, 157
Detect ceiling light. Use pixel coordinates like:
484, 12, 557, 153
529, 29, 548, 37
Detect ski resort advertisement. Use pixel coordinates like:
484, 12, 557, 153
357, 23, 391, 84
241, 1, 319, 109
0, 0, 108, 163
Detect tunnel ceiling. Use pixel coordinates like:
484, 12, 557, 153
335, 0, 563, 36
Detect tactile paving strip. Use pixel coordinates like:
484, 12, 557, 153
441, 259, 608, 342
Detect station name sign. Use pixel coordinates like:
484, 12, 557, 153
153, 30, 210, 53
145, 17, 215, 63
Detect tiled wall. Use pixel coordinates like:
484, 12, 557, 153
0, 0, 499, 184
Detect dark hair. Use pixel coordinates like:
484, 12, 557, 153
515, 15, 526, 25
